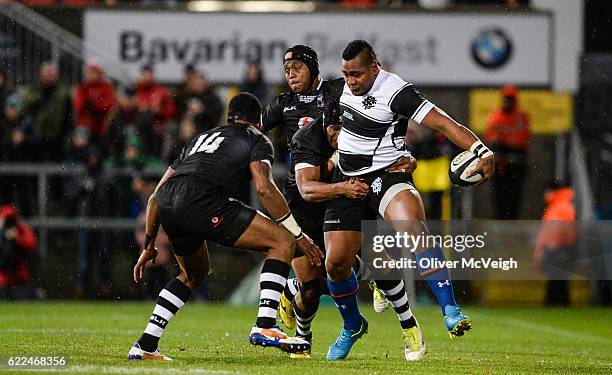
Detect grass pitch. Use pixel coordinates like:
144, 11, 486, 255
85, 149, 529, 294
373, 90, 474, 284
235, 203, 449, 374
0, 302, 610, 374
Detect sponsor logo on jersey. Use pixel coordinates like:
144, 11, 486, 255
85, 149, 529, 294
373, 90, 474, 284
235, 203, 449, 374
362, 95, 377, 109
211, 216, 224, 228
283, 106, 296, 112
298, 117, 315, 128
342, 111, 354, 121
298, 95, 316, 103
316, 93, 324, 108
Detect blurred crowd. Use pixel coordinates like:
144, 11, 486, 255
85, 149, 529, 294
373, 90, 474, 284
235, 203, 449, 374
12, 0, 529, 9
0, 61, 273, 299
0, 62, 274, 215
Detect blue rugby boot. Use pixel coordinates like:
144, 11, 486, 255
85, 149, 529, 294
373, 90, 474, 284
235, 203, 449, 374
444, 305, 472, 338
326, 316, 368, 360
249, 325, 310, 354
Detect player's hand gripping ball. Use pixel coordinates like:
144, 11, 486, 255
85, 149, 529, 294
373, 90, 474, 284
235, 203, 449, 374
449, 151, 483, 186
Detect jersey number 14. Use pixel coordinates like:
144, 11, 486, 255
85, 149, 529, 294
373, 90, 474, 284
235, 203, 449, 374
188, 132, 225, 155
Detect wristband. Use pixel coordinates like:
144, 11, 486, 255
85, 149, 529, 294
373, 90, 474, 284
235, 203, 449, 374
469, 140, 494, 159
144, 234, 155, 249
277, 213, 303, 238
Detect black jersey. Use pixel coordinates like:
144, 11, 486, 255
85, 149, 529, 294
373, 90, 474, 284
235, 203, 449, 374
262, 78, 344, 147
170, 123, 274, 195
285, 118, 335, 218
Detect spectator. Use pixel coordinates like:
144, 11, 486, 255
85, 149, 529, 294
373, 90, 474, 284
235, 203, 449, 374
173, 64, 197, 121
533, 181, 576, 306
107, 87, 140, 163
64, 145, 118, 298
484, 84, 530, 219
64, 127, 91, 167
177, 72, 223, 133
0, 204, 39, 300
73, 64, 116, 147
163, 113, 198, 164
239, 63, 270, 105
134, 65, 175, 157
0, 93, 40, 216
21, 63, 72, 161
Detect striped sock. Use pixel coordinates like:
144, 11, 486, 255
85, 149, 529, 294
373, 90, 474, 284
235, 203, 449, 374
293, 280, 321, 340
137, 278, 192, 352
376, 279, 416, 329
294, 305, 316, 340
354, 255, 372, 280
283, 277, 300, 302
256, 259, 290, 328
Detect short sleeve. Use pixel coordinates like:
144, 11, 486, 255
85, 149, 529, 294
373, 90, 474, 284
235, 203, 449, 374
291, 125, 326, 169
389, 84, 434, 124
169, 143, 189, 169
251, 133, 274, 165
262, 94, 286, 131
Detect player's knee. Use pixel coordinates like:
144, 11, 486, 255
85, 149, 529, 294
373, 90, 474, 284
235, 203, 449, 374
277, 228, 295, 252
266, 228, 295, 261
177, 269, 208, 289
325, 256, 352, 280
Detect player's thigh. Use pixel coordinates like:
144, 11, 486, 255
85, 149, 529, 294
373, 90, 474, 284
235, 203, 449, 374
382, 184, 433, 251
233, 212, 294, 254
174, 241, 210, 288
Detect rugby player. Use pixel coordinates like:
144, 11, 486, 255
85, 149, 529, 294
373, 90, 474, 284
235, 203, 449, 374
263, 45, 416, 353
323, 40, 495, 360
127, 93, 323, 361
290, 99, 426, 360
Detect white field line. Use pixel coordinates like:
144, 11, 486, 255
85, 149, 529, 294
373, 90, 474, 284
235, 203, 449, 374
7, 365, 238, 374
0, 328, 141, 335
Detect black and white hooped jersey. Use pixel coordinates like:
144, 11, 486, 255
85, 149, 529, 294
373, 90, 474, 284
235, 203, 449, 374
338, 69, 434, 176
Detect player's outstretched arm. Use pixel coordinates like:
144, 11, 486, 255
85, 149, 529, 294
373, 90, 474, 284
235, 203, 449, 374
133, 167, 175, 283
296, 165, 368, 202
250, 160, 324, 266
420, 107, 495, 186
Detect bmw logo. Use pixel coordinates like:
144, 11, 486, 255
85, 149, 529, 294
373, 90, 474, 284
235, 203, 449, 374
471, 28, 513, 69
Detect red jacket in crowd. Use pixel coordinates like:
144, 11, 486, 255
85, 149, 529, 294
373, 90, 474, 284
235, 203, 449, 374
534, 187, 576, 270
484, 85, 530, 153
0, 205, 37, 288
73, 65, 116, 138
135, 82, 176, 139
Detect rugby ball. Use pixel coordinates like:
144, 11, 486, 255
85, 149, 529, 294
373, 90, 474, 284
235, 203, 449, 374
449, 151, 482, 186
